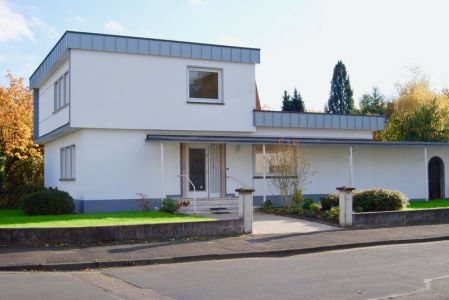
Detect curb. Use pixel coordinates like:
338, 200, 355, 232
1, 235, 449, 272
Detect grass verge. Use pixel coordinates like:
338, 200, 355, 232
0, 209, 213, 228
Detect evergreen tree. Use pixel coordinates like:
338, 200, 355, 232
290, 88, 305, 112
282, 90, 291, 111
326, 60, 354, 114
359, 87, 386, 116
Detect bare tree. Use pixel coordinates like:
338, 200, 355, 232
266, 143, 314, 208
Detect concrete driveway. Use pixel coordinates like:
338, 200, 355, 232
252, 212, 339, 235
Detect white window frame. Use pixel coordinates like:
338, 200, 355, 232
187, 67, 223, 104
53, 71, 70, 112
60, 145, 76, 181
252, 144, 284, 177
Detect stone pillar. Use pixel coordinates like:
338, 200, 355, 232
236, 188, 255, 234
336, 186, 355, 227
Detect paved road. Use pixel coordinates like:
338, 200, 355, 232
2, 241, 449, 299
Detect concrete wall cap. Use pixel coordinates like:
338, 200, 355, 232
336, 186, 356, 192
235, 188, 255, 193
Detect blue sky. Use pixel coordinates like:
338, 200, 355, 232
1, 0, 449, 110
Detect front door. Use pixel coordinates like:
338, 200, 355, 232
186, 144, 221, 198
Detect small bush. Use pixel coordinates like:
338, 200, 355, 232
325, 206, 339, 220
292, 188, 304, 207
20, 188, 74, 215
161, 198, 178, 213
0, 184, 43, 209
354, 189, 408, 212
320, 193, 339, 211
302, 198, 314, 210
262, 199, 273, 212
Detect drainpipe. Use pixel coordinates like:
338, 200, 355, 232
160, 142, 165, 200
262, 143, 266, 204
349, 146, 354, 187
424, 147, 428, 201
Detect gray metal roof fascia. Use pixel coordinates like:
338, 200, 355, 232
253, 110, 385, 131
145, 134, 449, 147
30, 31, 261, 88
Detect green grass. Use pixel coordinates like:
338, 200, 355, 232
0, 209, 213, 228
404, 199, 449, 210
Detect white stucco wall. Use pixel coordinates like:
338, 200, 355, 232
38, 59, 70, 136
225, 144, 253, 195
70, 49, 256, 132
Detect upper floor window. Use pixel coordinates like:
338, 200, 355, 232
60, 145, 76, 180
54, 71, 69, 112
187, 67, 222, 103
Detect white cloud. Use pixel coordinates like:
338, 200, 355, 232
0, 0, 34, 42
189, 0, 204, 5
29, 16, 59, 39
104, 20, 126, 34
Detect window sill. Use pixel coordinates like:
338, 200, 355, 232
253, 175, 298, 179
187, 100, 224, 105
59, 178, 76, 181
53, 104, 69, 114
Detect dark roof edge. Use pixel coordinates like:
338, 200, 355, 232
145, 134, 449, 147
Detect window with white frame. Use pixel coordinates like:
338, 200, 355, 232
187, 67, 222, 103
54, 71, 69, 112
253, 145, 283, 176
60, 145, 75, 180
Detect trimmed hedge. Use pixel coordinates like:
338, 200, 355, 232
320, 189, 409, 212
20, 188, 75, 215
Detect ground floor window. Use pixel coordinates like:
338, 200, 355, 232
60, 145, 76, 180
253, 144, 282, 176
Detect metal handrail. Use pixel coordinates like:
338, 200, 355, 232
178, 174, 196, 213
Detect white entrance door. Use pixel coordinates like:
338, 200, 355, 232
186, 144, 221, 198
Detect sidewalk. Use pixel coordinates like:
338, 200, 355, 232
2, 224, 449, 271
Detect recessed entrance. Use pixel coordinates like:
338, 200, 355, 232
182, 143, 225, 198
428, 156, 445, 200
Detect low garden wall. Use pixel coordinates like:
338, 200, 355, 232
353, 208, 449, 228
0, 219, 243, 246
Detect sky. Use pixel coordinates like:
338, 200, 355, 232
1, 0, 449, 111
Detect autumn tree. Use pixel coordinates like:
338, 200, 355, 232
0, 72, 43, 189
382, 72, 449, 142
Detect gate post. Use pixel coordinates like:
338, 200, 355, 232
236, 188, 255, 234
336, 186, 355, 227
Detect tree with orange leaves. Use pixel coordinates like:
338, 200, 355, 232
0, 72, 43, 190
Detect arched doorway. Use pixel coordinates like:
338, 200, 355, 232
428, 156, 445, 200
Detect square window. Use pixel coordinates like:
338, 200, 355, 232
188, 68, 222, 103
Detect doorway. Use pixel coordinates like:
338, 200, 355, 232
428, 156, 445, 200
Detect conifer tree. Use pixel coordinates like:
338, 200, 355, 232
282, 90, 291, 111
290, 88, 305, 112
326, 60, 354, 114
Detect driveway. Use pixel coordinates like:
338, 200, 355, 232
252, 212, 339, 235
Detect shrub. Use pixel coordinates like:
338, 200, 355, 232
302, 198, 314, 210
161, 198, 178, 213
20, 188, 74, 215
262, 199, 273, 212
325, 206, 339, 220
354, 189, 408, 212
320, 193, 339, 211
0, 184, 43, 209
320, 189, 409, 213
292, 188, 304, 207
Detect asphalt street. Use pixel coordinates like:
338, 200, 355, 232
2, 241, 449, 299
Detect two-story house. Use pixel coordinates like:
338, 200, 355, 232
30, 31, 449, 213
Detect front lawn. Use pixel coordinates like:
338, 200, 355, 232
404, 199, 449, 210
0, 209, 213, 228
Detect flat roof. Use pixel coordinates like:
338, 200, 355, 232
30, 31, 261, 88
146, 134, 449, 147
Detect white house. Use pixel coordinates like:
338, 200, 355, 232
30, 31, 449, 213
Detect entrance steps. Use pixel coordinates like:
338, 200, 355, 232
179, 197, 239, 215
